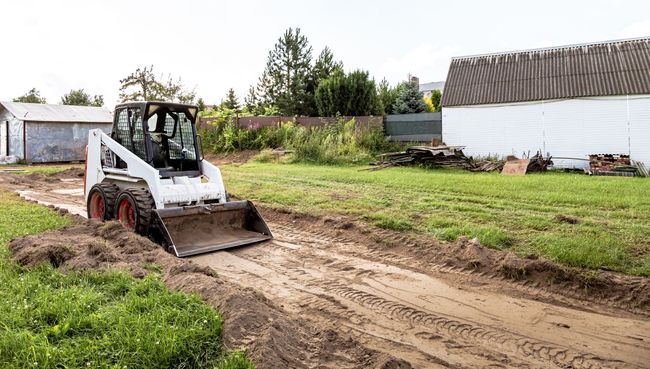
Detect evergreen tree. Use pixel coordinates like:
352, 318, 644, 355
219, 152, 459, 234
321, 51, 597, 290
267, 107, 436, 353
392, 81, 427, 114
256, 27, 313, 116
315, 69, 380, 116
223, 88, 241, 112
196, 98, 207, 112
61, 89, 103, 107
13, 88, 47, 104
377, 79, 396, 115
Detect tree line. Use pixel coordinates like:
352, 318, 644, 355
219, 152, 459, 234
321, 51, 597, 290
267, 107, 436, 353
12, 27, 442, 116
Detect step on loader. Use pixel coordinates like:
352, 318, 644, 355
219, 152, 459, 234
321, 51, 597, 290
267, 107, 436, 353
84, 101, 272, 257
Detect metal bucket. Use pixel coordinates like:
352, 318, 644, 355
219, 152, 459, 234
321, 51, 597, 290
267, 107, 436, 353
152, 200, 272, 257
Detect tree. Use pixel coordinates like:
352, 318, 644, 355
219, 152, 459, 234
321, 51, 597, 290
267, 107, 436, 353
13, 88, 47, 104
311, 47, 343, 84
392, 81, 427, 114
61, 89, 103, 107
377, 78, 397, 114
223, 88, 241, 112
118, 65, 196, 103
256, 27, 313, 116
315, 69, 381, 116
430, 89, 442, 112
196, 98, 207, 112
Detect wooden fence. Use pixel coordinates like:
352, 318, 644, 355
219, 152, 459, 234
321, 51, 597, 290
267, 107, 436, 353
198, 113, 441, 143
197, 115, 383, 130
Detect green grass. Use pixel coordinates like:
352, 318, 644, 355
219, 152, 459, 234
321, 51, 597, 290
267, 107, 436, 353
1, 164, 81, 175
221, 162, 650, 276
0, 190, 253, 369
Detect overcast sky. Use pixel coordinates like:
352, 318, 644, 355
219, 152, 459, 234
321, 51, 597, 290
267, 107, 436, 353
3, 0, 650, 108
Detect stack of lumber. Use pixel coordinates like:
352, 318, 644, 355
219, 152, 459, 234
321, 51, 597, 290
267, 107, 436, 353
588, 154, 635, 176
373, 145, 472, 170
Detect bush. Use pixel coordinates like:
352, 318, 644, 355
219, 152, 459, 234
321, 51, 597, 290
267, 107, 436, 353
202, 118, 399, 164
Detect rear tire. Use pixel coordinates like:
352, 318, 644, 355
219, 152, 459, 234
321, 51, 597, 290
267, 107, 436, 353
114, 188, 154, 235
87, 183, 119, 221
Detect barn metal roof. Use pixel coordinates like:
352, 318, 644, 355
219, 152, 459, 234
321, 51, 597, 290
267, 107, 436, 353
441, 37, 650, 107
0, 101, 113, 123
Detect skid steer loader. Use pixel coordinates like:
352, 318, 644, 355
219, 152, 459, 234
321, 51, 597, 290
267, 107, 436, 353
84, 101, 272, 257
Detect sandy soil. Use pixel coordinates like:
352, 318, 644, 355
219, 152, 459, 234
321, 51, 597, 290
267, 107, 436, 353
2, 168, 649, 369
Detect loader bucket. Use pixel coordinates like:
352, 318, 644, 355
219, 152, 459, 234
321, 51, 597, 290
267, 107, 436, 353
152, 200, 272, 257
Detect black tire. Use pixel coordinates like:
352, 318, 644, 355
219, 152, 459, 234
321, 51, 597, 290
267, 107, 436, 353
86, 183, 119, 221
114, 188, 154, 235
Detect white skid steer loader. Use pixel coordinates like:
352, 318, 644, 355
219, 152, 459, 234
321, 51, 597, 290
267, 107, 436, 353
84, 101, 272, 257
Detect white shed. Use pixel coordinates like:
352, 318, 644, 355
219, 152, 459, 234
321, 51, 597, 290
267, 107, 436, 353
441, 37, 650, 166
0, 102, 113, 163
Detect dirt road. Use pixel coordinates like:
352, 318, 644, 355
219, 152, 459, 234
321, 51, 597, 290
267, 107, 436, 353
4, 169, 649, 369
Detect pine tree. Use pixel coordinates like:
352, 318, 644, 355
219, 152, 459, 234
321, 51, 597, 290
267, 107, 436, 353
377, 79, 396, 115
257, 28, 313, 116
223, 88, 241, 112
392, 81, 427, 114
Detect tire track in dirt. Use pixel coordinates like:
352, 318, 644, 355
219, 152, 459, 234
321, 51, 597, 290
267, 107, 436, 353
195, 229, 649, 369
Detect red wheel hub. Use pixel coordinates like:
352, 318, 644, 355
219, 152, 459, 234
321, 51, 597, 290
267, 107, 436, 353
89, 192, 105, 220
117, 198, 136, 230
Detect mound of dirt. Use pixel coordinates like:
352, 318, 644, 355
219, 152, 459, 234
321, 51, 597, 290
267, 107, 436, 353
8, 220, 412, 369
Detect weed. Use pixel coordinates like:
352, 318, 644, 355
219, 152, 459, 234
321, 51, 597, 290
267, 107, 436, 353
202, 118, 401, 164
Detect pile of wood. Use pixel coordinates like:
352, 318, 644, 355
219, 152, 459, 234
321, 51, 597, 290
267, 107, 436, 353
373, 145, 472, 170
470, 160, 504, 172
588, 154, 635, 176
501, 152, 552, 176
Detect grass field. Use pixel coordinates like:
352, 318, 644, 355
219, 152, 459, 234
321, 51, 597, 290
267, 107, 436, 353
0, 190, 253, 369
222, 162, 650, 276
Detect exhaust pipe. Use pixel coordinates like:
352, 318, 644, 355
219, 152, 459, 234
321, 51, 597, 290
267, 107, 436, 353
152, 200, 272, 257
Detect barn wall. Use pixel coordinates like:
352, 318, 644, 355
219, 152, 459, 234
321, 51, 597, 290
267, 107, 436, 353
25, 122, 111, 163
442, 95, 650, 164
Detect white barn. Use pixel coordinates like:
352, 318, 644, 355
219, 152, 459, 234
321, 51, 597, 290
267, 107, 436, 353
441, 37, 650, 166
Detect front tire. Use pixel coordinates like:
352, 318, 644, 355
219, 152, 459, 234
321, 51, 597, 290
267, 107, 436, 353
87, 183, 118, 220
114, 188, 154, 235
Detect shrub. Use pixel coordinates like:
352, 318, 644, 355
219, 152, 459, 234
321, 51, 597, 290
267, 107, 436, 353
201, 118, 400, 164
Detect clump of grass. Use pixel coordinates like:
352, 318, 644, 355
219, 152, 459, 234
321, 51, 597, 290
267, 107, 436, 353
434, 225, 514, 250
533, 234, 629, 271
202, 118, 400, 165
364, 213, 414, 231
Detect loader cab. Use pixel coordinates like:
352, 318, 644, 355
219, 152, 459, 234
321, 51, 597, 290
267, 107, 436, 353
111, 102, 202, 178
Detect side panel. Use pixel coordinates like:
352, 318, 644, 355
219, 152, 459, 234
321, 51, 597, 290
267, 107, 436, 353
25, 122, 112, 163
443, 96, 644, 163
8, 118, 24, 159
0, 121, 7, 156
629, 96, 650, 165
442, 102, 543, 158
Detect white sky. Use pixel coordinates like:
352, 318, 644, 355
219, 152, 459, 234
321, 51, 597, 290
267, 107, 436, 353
2, 0, 650, 108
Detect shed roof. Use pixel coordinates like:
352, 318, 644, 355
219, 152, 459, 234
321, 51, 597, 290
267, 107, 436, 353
419, 81, 445, 92
0, 101, 113, 123
441, 37, 650, 107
